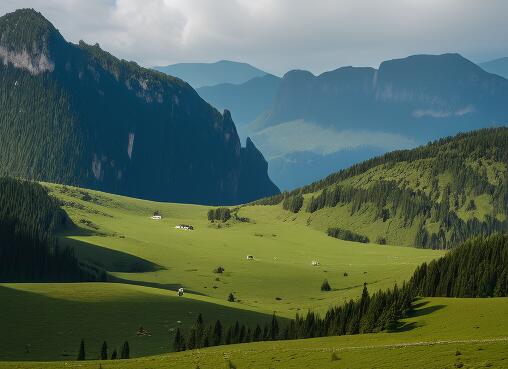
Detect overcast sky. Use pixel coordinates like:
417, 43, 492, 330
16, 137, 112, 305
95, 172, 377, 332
1, 0, 507, 75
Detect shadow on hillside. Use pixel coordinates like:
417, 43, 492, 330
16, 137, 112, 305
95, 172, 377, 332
109, 275, 206, 296
389, 300, 446, 333
59, 236, 163, 273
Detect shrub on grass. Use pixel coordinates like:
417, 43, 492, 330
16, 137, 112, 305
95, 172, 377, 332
321, 279, 332, 291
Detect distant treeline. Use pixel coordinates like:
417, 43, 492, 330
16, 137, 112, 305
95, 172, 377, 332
173, 234, 508, 351
327, 227, 369, 243
0, 177, 100, 282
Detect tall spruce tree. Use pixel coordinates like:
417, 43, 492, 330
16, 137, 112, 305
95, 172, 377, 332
77, 339, 85, 361
120, 341, 130, 359
100, 341, 108, 360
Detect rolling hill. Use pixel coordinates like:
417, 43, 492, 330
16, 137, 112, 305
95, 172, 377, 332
250, 128, 508, 249
0, 9, 279, 205
153, 60, 268, 88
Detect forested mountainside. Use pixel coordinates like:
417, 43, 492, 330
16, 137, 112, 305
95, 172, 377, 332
244, 53, 508, 190
0, 9, 279, 205
0, 177, 99, 281
252, 128, 508, 249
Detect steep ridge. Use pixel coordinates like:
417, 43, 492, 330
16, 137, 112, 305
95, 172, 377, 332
0, 9, 279, 205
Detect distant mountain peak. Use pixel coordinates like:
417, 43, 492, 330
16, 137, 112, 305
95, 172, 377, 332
154, 60, 268, 88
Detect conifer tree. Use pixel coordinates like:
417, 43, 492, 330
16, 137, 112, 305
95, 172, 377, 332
321, 279, 332, 291
100, 341, 108, 360
77, 339, 85, 361
269, 313, 279, 340
212, 320, 222, 346
120, 341, 130, 359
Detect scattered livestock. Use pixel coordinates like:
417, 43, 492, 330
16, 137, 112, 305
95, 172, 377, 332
311, 260, 320, 266
246, 255, 254, 260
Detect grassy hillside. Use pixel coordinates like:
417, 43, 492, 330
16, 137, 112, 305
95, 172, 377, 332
0, 181, 444, 361
0, 283, 272, 361
3, 297, 507, 368
46, 183, 443, 316
251, 128, 507, 248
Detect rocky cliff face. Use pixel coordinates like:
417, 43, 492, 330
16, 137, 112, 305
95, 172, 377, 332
0, 9, 279, 205
253, 53, 508, 139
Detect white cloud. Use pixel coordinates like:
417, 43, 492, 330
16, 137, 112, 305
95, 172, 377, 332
0, 0, 507, 74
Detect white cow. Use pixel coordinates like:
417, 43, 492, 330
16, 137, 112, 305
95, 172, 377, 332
177, 288, 184, 296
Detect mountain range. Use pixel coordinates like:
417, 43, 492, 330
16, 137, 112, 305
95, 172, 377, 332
193, 54, 508, 190
153, 60, 268, 88
0, 9, 279, 205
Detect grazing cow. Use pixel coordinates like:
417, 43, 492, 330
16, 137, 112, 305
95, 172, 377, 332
177, 288, 184, 296
311, 260, 320, 266
246, 255, 254, 260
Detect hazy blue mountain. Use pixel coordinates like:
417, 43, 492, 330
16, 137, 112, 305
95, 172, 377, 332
245, 53, 508, 189
268, 147, 385, 190
0, 9, 279, 205
197, 74, 281, 136
480, 57, 508, 80
153, 60, 268, 88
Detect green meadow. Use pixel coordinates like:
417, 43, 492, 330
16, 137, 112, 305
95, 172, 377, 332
2, 297, 507, 368
4, 183, 506, 368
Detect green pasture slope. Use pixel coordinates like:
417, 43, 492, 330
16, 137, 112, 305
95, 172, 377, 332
48, 183, 443, 315
3, 297, 507, 368
0, 183, 445, 362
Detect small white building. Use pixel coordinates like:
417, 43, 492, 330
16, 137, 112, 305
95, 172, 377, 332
175, 224, 194, 230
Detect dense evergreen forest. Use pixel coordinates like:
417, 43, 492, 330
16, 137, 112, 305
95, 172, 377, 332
172, 234, 508, 351
251, 128, 508, 249
0, 177, 99, 281
411, 234, 508, 297
0, 9, 279, 206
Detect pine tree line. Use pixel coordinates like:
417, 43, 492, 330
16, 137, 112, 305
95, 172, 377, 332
76, 339, 129, 361
410, 234, 508, 297
282, 193, 304, 213
0, 177, 100, 281
327, 227, 369, 243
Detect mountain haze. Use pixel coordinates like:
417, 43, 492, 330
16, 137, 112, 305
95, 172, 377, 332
245, 54, 508, 189
0, 9, 279, 205
197, 74, 280, 133
153, 60, 268, 88
480, 57, 508, 80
